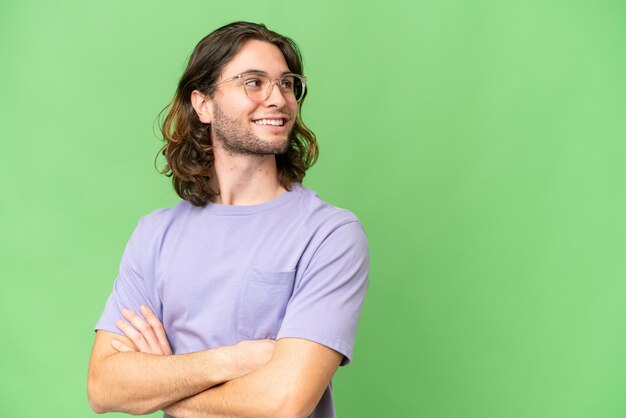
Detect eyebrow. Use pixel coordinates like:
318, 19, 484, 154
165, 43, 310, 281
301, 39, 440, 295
240, 69, 294, 76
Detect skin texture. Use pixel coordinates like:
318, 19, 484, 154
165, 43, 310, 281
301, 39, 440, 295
189, 40, 300, 206
212, 100, 291, 156
88, 40, 344, 417
195, 39, 299, 158
110, 306, 343, 418
87, 306, 275, 415
163, 338, 342, 418
114, 305, 171, 355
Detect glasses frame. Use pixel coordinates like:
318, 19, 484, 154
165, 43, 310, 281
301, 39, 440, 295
211, 71, 307, 103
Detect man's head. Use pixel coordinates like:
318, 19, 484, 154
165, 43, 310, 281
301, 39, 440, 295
193, 39, 302, 157
160, 22, 318, 207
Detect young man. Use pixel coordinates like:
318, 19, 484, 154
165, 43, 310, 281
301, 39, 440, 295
88, 22, 369, 418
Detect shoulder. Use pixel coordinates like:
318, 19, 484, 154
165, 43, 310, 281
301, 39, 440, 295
294, 184, 364, 232
129, 200, 197, 245
288, 185, 368, 258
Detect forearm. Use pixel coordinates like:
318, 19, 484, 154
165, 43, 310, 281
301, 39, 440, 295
164, 363, 290, 418
88, 346, 236, 415
164, 338, 341, 418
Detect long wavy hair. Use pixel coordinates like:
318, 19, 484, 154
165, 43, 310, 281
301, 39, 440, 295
159, 22, 318, 207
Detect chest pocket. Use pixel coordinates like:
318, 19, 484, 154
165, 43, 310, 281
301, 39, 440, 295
238, 267, 296, 340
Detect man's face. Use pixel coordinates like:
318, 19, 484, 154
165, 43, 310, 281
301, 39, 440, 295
209, 40, 299, 156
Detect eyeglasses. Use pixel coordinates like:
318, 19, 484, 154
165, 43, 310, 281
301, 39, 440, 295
212, 71, 307, 103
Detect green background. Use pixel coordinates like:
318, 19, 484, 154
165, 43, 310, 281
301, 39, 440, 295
2, 0, 625, 417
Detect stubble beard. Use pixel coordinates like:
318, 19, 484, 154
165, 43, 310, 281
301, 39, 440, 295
211, 103, 291, 156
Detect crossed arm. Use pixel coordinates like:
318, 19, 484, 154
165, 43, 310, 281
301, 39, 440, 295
87, 305, 342, 417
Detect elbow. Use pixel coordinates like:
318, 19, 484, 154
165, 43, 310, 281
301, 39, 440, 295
88, 376, 126, 414
87, 361, 116, 414
274, 403, 313, 418
88, 394, 150, 416
88, 400, 107, 415
274, 406, 311, 418
270, 387, 317, 418
87, 376, 152, 416
87, 378, 108, 414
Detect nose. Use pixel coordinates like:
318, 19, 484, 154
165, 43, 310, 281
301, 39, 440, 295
264, 81, 288, 107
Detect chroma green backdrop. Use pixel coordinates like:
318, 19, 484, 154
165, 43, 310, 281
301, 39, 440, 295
1, 1, 625, 417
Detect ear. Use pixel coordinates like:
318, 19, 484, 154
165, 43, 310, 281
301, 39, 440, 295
191, 90, 213, 124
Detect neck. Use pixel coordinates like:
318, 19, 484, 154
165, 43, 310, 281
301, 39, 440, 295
209, 146, 286, 206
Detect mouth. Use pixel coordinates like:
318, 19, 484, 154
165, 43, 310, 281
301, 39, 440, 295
252, 118, 287, 127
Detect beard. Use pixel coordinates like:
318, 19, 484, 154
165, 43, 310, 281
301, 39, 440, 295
211, 103, 291, 156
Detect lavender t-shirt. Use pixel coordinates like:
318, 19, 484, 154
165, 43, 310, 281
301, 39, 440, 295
95, 184, 369, 417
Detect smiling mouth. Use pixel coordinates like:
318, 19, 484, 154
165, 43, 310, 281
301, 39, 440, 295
253, 118, 285, 126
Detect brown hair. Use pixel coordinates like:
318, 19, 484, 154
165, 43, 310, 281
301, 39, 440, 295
159, 21, 318, 207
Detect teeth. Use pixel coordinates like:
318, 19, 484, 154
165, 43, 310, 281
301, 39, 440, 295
254, 119, 284, 126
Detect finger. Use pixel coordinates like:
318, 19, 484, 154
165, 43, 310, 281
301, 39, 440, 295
111, 338, 135, 353
115, 319, 151, 353
140, 305, 172, 355
121, 308, 161, 353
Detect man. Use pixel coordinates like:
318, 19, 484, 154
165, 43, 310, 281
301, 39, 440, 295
88, 21, 369, 418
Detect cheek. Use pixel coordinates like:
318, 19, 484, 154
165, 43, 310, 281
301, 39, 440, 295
219, 96, 257, 117
287, 103, 299, 119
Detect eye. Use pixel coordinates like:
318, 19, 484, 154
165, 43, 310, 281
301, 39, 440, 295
244, 78, 263, 89
279, 78, 294, 90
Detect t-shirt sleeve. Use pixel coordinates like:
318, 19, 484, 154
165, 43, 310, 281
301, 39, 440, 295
94, 217, 162, 335
276, 220, 369, 366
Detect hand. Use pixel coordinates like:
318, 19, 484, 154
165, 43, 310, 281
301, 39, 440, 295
113, 305, 172, 355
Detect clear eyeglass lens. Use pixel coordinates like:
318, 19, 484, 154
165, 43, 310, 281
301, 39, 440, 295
242, 74, 304, 102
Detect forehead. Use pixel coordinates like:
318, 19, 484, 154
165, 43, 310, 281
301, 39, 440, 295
219, 39, 290, 79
